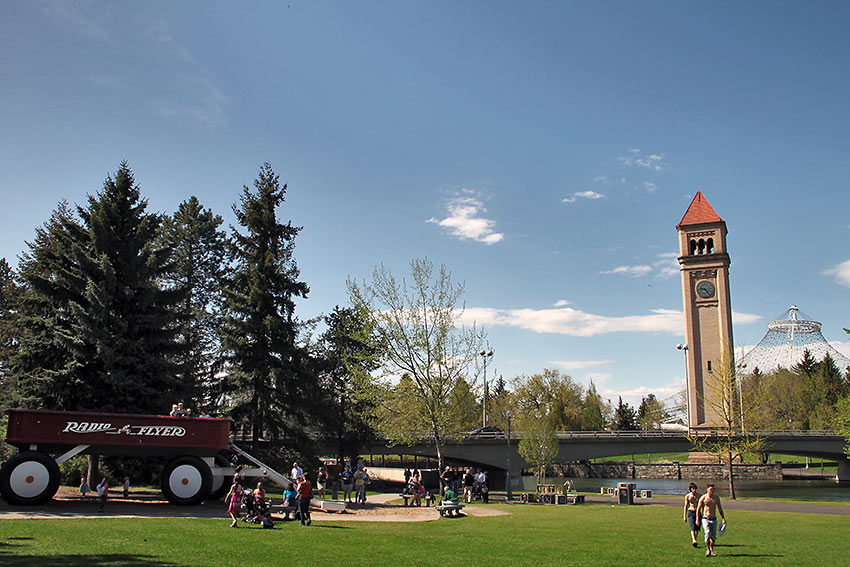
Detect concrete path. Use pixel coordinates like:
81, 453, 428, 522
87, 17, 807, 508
585, 495, 850, 516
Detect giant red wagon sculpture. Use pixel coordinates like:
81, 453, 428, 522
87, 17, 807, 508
1, 409, 234, 506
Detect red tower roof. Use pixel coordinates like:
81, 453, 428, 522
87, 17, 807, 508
677, 191, 723, 228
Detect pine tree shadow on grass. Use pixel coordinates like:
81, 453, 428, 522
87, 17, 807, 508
0, 547, 176, 567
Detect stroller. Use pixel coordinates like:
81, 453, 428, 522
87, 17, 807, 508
242, 488, 274, 528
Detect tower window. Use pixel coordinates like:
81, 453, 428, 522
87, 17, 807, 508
689, 239, 697, 255
697, 239, 706, 254
707, 361, 712, 372
707, 238, 714, 254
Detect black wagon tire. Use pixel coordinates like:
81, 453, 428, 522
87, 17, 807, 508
0, 450, 61, 506
161, 455, 212, 506
206, 454, 233, 501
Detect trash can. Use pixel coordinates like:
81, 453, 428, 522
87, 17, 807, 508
617, 482, 635, 505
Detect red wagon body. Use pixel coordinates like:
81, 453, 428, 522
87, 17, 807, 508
5, 409, 231, 457
2, 409, 234, 507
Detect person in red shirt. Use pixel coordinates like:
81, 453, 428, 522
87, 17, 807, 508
297, 474, 312, 526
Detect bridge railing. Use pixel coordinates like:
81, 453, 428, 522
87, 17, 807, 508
370, 429, 841, 443
461, 429, 840, 440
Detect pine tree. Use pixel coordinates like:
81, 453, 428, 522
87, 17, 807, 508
0, 258, 21, 407
580, 380, 607, 430
316, 305, 382, 465
11, 202, 92, 409
10, 164, 179, 414
159, 196, 228, 409
613, 396, 638, 430
69, 163, 180, 413
220, 163, 312, 455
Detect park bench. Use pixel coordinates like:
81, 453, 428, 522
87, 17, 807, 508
434, 502, 464, 517
400, 492, 435, 507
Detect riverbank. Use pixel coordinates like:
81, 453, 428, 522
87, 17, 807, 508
557, 461, 784, 480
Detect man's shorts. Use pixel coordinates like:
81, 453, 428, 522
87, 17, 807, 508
687, 509, 699, 531
702, 517, 717, 542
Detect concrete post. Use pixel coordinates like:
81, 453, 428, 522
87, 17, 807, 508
837, 457, 850, 483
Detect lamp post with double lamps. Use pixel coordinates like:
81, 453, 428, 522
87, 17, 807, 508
505, 409, 513, 501
479, 349, 493, 428
676, 344, 690, 430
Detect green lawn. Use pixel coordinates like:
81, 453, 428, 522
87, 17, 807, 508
1, 502, 846, 566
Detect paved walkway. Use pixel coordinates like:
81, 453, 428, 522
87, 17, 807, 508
584, 495, 850, 516
0, 492, 506, 522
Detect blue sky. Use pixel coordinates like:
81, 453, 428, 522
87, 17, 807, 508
2, 1, 849, 411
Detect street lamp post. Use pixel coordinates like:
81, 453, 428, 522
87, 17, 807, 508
676, 344, 690, 431
736, 357, 747, 433
505, 409, 513, 501
479, 349, 493, 428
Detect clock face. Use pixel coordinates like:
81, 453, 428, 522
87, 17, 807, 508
696, 280, 716, 299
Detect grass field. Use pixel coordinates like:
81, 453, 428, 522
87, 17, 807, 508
1, 501, 846, 566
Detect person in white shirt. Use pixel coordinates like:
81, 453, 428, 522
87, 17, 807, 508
291, 462, 303, 481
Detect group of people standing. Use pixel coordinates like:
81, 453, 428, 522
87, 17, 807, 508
684, 482, 727, 557
340, 463, 370, 503
441, 467, 488, 503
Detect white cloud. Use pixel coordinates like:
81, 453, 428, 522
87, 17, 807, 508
553, 299, 571, 307
587, 373, 612, 383
731, 312, 762, 325
643, 182, 658, 193
562, 190, 605, 203
602, 381, 682, 408
460, 306, 684, 336
600, 265, 653, 277
428, 190, 504, 245
549, 360, 615, 370
653, 252, 680, 279
460, 305, 761, 337
823, 259, 850, 287
617, 150, 669, 172
601, 253, 679, 280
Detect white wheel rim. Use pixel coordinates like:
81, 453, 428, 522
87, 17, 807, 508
168, 464, 203, 499
9, 461, 50, 498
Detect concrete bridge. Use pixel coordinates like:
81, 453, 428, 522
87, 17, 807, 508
363, 430, 849, 488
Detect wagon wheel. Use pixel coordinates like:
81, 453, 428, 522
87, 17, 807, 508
206, 454, 233, 501
0, 450, 61, 506
161, 455, 212, 506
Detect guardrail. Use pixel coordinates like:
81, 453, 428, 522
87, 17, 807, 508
377, 429, 842, 441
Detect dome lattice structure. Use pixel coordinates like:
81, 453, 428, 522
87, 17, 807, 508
740, 305, 850, 373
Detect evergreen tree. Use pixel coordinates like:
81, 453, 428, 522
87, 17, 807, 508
159, 196, 228, 409
0, 258, 20, 407
580, 380, 608, 431
612, 396, 638, 430
316, 305, 383, 465
10, 165, 179, 414
71, 163, 180, 413
11, 202, 91, 409
637, 393, 667, 430
219, 163, 312, 455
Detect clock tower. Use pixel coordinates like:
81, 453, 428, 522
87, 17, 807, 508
676, 191, 734, 429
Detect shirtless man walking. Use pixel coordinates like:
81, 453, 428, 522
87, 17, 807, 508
683, 482, 701, 548
696, 483, 726, 557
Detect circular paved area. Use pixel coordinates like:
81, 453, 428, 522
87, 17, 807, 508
0, 490, 508, 522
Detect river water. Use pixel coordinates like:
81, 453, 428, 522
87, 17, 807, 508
523, 476, 850, 501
